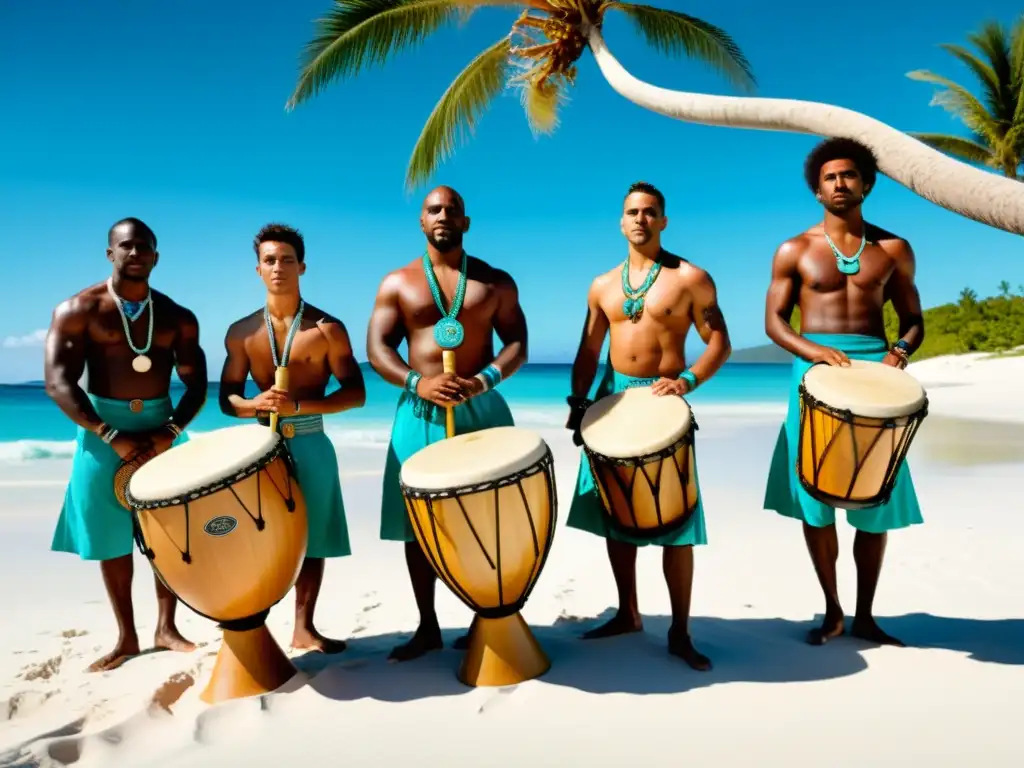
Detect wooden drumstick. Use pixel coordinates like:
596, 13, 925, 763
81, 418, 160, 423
442, 350, 456, 439
270, 366, 288, 434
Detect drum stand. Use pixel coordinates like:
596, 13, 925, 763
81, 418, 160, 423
201, 614, 298, 704
459, 613, 550, 687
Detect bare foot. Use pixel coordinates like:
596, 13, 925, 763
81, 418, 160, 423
292, 627, 348, 654
451, 633, 470, 650
668, 628, 712, 671
154, 627, 197, 653
87, 637, 140, 672
807, 610, 845, 646
581, 611, 643, 640
388, 625, 443, 662
851, 617, 905, 647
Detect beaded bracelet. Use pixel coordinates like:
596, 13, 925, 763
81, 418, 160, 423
165, 422, 183, 438
678, 370, 699, 390
405, 370, 422, 395
474, 364, 503, 393
97, 424, 119, 444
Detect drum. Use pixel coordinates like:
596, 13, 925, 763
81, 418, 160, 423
580, 385, 700, 539
798, 359, 928, 509
400, 426, 556, 687
125, 423, 308, 704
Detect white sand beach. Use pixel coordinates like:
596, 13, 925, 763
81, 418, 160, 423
2, 354, 1023, 767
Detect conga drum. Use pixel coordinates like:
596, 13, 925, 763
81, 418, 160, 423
580, 386, 700, 539
125, 423, 308, 704
797, 359, 928, 509
399, 426, 556, 687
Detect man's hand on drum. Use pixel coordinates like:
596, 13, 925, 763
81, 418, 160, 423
109, 433, 155, 462
810, 347, 851, 367
651, 377, 690, 396
416, 372, 469, 407
882, 351, 908, 369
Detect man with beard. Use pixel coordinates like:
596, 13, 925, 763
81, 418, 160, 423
763, 137, 925, 647
368, 186, 529, 662
565, 181, 732, 671
45, 217, 207, 672
219, 223, 366, 654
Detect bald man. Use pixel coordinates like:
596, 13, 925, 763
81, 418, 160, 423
367, 186, 529, 662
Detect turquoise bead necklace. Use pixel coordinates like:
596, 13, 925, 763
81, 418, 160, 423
422, 251, 468, 349
825, 230, 865, 275
621, 252, 663, 322
264, 299, 305, 367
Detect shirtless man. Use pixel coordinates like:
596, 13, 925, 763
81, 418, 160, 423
45, 217, 206, 672
368, 186, 529, 662
762, 137, 926, 647
565, 181, 732, 671
219, 223, 366, 653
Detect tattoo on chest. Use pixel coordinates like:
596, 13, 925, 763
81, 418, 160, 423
702, 304, 725, 332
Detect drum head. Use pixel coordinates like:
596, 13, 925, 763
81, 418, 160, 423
400, 426, 549, 490
128, 424, 281, 503
580, 386, 692, 459
802, 359, 926, 418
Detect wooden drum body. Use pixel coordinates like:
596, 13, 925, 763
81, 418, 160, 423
581, 386, 700, 539
798, 360, 928, 510
400, 426, 556, 687
126, 424, 308, 704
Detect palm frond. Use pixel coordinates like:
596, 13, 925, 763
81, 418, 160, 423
1010, 18, 1024, 124
937, 43, 1004, 117
906, 69, 1002, 144
600, 2, 756, 93
288, 0, 492, 109
405, 36, 513, 188
910, 132, 995, 167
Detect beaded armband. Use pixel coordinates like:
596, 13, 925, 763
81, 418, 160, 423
405, 370, 422, 395
678, 369, 699, 391
474, 364, 503, 393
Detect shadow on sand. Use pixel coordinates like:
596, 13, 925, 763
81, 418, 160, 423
290, 610, 1024, 704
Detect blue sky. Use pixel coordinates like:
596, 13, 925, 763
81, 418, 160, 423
1, 0, 1022, 383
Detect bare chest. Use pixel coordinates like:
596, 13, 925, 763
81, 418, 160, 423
603, 276, 691, 329
90, 307, 176, 351
799, 245, 893, 295
246, 325, 328, 373
403, 281, 495, 327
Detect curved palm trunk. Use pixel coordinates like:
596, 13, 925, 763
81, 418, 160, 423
584, 25, 1024, 237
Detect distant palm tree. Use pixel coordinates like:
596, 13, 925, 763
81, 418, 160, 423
286, 1, 1024, 236
999, 280, 1011, 296
959, 287, 979, 308
286, 0, 756, 188
906, 18, 1023, 180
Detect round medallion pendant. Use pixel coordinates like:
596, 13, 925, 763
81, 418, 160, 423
132, 355, 152, 373
434, 318, 464, 349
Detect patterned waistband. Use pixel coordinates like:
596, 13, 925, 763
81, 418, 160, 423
257, 413, 324, 436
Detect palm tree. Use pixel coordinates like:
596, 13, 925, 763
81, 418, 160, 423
287, 1, 1024, 237
287, 0, 756, 187
906, 19, 1023, 181
999, 280, 1011, 296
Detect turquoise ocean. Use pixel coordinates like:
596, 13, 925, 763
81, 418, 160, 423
1, 363, 791, 462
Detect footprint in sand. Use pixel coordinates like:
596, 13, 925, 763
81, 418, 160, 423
21, 655, 63, 682
60, 629, 88, 639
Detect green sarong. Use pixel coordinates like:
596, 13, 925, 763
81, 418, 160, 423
380, 389, 514, 542
52, 395, 189, 561
763, 333, 924, 533
267, 414, 351, 559
566, 367, 708, 548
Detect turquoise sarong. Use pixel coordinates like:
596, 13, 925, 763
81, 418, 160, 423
380, 389, 514, 542
763, 333, 924, 533
268, 414, 351, 559
52, 395, 189, 561
566, 368, 708, 548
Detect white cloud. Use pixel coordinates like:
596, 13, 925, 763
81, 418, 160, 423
2, 329, 47, 349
